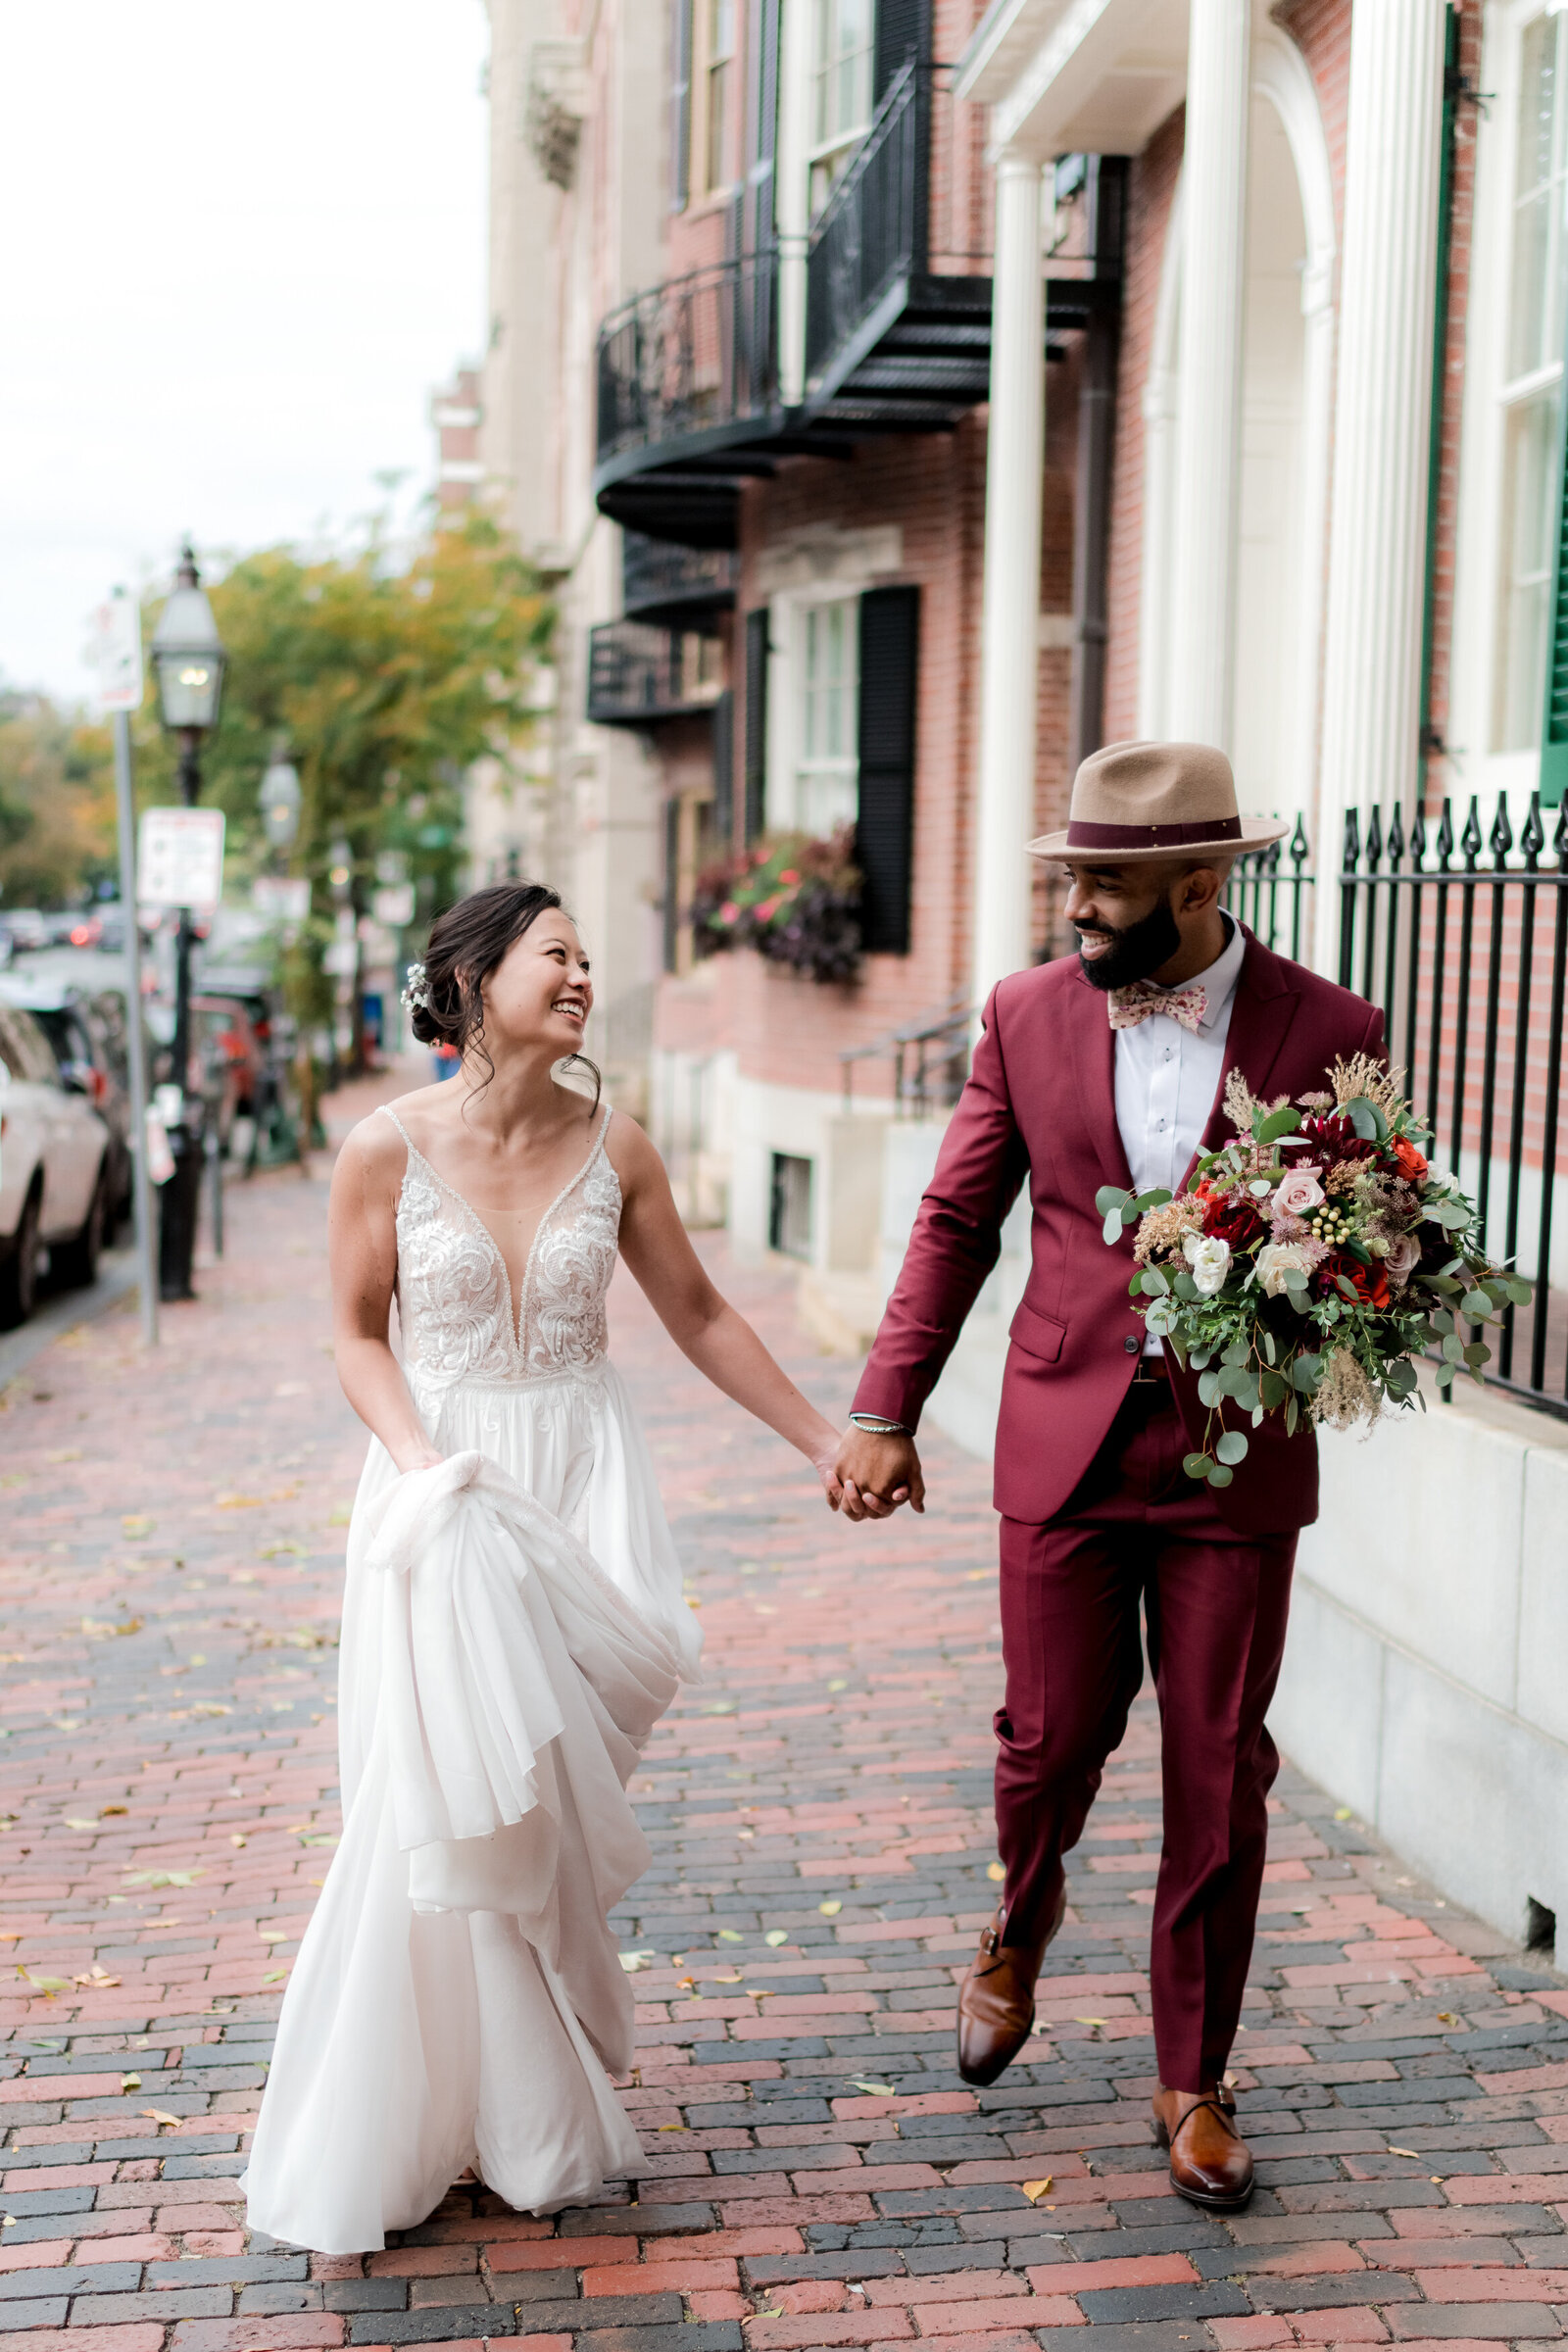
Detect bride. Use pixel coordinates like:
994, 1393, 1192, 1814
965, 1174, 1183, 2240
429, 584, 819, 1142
243, 880, 858, 2254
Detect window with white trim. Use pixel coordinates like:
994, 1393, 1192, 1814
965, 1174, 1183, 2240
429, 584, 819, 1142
808, 0, 873, 215
794, 596, 859, 833
1494, 7, 1568, 753
706, 0, 737, 195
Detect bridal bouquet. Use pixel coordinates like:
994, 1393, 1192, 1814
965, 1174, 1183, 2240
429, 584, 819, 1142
1096, 1055, 1530, 1487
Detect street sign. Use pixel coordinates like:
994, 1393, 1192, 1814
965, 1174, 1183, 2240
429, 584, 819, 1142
371, 882, 416, 927
138, 807, 226, 910
89, 588, 144, 714
253, 876, 311, 922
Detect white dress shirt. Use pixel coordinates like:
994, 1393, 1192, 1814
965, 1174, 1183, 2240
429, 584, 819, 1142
1112, 913, 1247, 1351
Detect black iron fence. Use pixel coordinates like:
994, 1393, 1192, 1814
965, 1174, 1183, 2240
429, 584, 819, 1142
1222, 818, 1314, 959
840, 993, 972, 1118
595, 251, 779, 468
1339, 791, 1568, 1420
804, 63, 989, 393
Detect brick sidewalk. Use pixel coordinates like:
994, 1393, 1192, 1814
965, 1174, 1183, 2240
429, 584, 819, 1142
2, 1086, 1566, 2352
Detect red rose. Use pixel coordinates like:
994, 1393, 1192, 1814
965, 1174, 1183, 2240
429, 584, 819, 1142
1390, 1134, 1428, 1183
1325, 1253, 1390, 1309
1199, 1186, 1264, 1250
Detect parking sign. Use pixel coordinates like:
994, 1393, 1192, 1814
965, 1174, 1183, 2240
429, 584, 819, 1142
138, 807, 226, 910
90, 588, 145, 714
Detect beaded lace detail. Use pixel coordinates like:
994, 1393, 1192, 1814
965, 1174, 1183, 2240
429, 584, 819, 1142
381, 1105, 618, 1390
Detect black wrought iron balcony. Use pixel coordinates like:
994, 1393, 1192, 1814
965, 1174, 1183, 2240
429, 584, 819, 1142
804, 62, 994, 428
586, 620, 725, 728
621, 533, 739, 627
594, 254, 789, 546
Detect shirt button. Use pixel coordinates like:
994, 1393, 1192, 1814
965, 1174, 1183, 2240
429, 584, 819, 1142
1124, 1335, 1139, 1354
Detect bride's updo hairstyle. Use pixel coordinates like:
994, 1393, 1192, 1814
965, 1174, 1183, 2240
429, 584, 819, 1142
412, 881, 602, 1107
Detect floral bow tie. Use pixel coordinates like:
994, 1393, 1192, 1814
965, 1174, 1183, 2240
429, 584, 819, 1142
1106, 981, 1209, 1036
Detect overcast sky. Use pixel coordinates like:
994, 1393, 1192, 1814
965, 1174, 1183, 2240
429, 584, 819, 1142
0, 0, 490, 705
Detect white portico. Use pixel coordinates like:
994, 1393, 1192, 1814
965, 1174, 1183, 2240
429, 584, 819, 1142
955, 0, 1446, 978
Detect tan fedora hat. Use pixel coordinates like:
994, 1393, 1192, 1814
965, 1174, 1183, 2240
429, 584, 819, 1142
1029, 739, 1289, 863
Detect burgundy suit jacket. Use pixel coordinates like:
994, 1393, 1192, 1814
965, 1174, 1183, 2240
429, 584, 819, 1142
853, 932, 1386, 1535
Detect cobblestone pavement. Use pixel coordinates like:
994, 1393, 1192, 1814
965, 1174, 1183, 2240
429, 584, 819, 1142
3, 1075, 1568, 2352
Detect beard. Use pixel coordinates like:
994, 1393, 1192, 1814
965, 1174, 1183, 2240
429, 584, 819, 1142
1075, 895, 1182, 991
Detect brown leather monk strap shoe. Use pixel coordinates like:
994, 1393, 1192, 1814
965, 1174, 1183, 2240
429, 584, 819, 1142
955, 1882, 1067, 2087
1152, 2082, 1254, 2212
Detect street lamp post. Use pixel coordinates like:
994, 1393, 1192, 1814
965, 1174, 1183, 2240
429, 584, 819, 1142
260, 746, 301, 862
149, 544, 226, 1301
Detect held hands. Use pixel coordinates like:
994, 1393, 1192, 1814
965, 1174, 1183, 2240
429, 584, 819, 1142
830, 1426, 925, 1521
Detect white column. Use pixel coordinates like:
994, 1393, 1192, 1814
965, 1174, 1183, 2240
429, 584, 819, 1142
1313, 0, 1446, 977
1168, 0, 1250, 750
972, 150, 1045, 1005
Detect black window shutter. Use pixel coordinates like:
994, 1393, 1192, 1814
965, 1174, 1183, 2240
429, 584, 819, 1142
744, 608, 769, 843
711, 687, 734, 841
670, 0, 693, 213
1542, 360, 1568, 808
857, 585, 918, 955
873, 0, 930, 102
662, 797, 681, 973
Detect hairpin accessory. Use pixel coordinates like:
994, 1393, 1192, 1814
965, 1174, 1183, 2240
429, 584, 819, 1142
400, 961, 431, 1012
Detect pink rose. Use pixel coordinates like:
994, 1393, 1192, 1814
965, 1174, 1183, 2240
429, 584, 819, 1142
1381, 1230, 1422, 1288
1272, 1165, 1325, 1221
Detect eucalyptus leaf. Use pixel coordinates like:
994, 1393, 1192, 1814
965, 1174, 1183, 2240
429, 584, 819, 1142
1262, 1329, 1277, 1365
1096, 1186, 1132, 1217
1102, 1208, 1125, 1248
1198, 1370, 1222, 1408
1442, 1332, 1465, 1363
1258, 1104, 1302, 1146
1143, 1268, 1170, 1298
1345, 1096, 1386, 1142
1236, 1374, 1260, 1412
1252, 1404, 1265, 1426
1206, 1462, 1235, 1489
1182, 1453, 1210, 1482
1290, 1353, 1323, 1393
1505, 1277, 1533, 1305
1215, 1430, 1250, 1466
1189, 1347, 1212, 1368
1260, 1369, 1288, 1409
1463, 1342, 1490, 1368
1459, 1290, 1492, 1322
1286, 1393, 1299, 1435
1133, 1187, 1174, 1212
1174, 1272, 1200, 1301
1222, 1339, 1250, 1366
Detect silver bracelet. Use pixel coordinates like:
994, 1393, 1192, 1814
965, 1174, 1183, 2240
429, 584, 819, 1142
850, 1411, 909, 1436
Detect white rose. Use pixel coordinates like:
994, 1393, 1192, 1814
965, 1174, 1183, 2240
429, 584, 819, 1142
1183, 1232, 1232, 1297
1255, 1241, 1316, 1298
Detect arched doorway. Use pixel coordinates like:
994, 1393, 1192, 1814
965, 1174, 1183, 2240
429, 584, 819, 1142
1138, 27, 1336, 824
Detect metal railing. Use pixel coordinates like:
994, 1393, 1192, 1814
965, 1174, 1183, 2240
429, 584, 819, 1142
804, 62, 989, 390
585, 621, 722, 726
840, 992, 972, 1117
595, 250, 779, 467
1222, 817, 1315, 959
1339, 792, 1568, 1420
621, 534, 738, 621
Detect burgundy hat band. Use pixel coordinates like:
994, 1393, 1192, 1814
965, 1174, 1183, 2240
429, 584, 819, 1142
1065, 813, 1244, 850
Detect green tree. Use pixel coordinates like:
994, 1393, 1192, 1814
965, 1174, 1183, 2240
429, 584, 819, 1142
0, 692, 116, 911
134, 512, 552, 1084
136, 511, 551, 916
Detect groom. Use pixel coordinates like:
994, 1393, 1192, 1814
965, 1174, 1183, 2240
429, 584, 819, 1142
834, 741, 1384, 2213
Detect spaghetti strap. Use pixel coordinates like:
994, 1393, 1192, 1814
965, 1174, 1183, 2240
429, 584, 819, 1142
379, 1104, 416, 1152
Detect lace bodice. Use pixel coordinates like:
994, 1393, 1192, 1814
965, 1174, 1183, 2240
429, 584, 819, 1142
382, 1105, 620, 1390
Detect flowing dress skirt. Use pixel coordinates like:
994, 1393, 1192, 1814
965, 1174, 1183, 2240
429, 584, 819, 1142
243, 1364, 698, 2255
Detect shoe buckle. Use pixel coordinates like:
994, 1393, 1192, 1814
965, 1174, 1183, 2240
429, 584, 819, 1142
981, 1928, 1000, 1957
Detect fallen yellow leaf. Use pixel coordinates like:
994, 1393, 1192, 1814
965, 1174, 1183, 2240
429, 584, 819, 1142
987, 1862, 1005, 1882
818, 1899, 842, 1917
218, 1494, 265, 1510
1074, 2016, 1107, 2027
851, 2079, 895, 2096
141, 2109, 181, 2127
1021, 2178, 1054, 2202
121, 2074, 141, 2090
64, 1818, 97, 1831
262, 1968, 289, 1984
100, 1806, 127, 1818
764, 1930, 788, 1947
1388, 2145, 1421, 2159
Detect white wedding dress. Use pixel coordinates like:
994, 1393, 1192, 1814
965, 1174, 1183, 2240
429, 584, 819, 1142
243, 1103, 701, 2255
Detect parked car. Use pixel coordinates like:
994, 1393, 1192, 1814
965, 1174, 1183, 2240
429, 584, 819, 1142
0, 972, 134, 1220
0, 1001, 113, 1326
0, 908, 48, 953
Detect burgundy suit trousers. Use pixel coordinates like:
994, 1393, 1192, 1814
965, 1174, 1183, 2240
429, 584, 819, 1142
995, 1382, 1296, 2091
